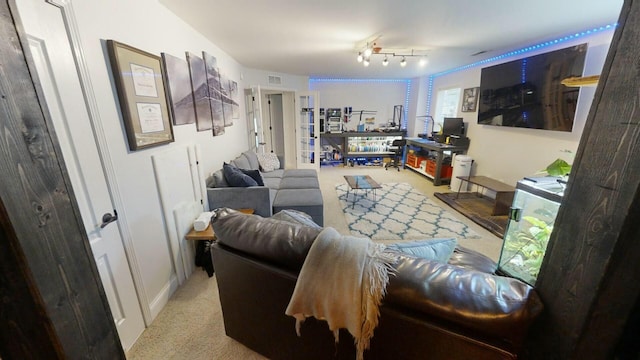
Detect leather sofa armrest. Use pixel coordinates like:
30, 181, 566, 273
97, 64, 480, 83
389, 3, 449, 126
207, 186, 273, 218
385, 254, 543, 348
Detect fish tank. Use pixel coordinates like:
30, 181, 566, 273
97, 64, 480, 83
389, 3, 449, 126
497, 177, 565, 285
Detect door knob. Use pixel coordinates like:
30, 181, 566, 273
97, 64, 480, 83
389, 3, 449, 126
100, 210, 118, 228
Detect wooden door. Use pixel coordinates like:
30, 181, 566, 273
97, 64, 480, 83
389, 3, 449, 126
13, 0, 145, 350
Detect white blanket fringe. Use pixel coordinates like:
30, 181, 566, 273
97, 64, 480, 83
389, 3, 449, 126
285, 227, 397, 360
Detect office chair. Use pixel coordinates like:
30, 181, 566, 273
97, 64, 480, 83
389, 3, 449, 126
385, 139, 406, 171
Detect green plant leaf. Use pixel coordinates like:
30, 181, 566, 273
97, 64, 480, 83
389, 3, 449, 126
546, 158, 572, 177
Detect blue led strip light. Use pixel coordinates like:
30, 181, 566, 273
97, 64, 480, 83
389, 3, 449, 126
309, 78, 412, 130
425, 22, 617, 120
403, 81, 411, 129
432, 23, 617, 78
424, 76, 434, 133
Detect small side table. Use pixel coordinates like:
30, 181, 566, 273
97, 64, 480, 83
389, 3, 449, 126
185, 209, 254, 277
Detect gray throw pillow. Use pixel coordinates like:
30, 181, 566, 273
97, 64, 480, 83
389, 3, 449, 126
386, 238, 457, 263
223, 163, 258, 187
271, 209, 321, 229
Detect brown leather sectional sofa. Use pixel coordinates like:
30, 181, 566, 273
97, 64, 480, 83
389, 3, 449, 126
210, 208, 543, 359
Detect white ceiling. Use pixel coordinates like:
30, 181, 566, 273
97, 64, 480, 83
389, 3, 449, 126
159, 0, 623, 79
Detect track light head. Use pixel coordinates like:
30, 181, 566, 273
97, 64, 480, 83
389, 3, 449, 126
382, 56, 389, 66
357, 52, 363, 62
400, 57, 407, 67
363, 57, 370, 67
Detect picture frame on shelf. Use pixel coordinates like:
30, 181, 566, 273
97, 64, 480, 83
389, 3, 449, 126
107, 40, 174, 150
461, 87, 479, 112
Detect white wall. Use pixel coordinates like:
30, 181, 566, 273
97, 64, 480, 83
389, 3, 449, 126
425, 30, 614, 186
309, 80, 409, 131
67, 0, 250, 319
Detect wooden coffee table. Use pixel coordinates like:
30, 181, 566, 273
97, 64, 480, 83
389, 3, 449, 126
455, 176, 515, 216
344, 175, 382, 209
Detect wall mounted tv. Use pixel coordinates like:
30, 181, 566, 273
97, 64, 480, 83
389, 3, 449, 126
478, 43, 587, 132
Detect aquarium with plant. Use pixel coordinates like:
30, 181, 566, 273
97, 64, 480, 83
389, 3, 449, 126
498, 179, 562, 285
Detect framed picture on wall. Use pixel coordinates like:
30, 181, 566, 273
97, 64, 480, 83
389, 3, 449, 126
107, 40, 174, 150
461, 87, 479, 112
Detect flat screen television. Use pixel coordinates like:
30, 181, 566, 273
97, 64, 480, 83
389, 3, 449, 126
477, 43, 587, 132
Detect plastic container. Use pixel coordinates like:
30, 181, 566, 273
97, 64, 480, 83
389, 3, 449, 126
450, 155, 473, 191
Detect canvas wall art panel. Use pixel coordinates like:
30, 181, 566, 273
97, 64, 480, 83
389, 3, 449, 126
229, 80, 239, 119
461, 87, 479, 112
161, 52, 196, 125
186, 52, 212, 131
202, 51, 224, 136
219, 73, 234, 127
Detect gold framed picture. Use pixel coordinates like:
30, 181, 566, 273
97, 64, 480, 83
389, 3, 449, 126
107, 40, 174, 150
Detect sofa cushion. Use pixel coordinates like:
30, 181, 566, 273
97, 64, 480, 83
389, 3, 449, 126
279, 176, 319, 189
257, 153, 280, 172
386, 254, 543, 347
283, 169, 317, 177
231, 154, 251, 170
260, 169, 285, 179
240, 168, 264, 186
212, 169, 228, 188
212, 208, 321, 271
223, 163, 258, 187
243, 151, 261, 170
262, 177, 281, 190
386, 238, 457, 263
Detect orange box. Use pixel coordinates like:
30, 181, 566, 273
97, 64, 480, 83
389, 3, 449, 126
425, 160, 453, 178
406, 154, 419, 168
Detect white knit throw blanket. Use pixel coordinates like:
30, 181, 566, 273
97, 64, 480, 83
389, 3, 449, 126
285, 227, 397, 360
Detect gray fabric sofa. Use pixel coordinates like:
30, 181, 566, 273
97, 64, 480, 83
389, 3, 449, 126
207, 150, 324, 225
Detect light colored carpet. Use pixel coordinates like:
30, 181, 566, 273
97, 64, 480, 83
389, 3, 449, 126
127, 165, 504, 359
336, 182, 479, 240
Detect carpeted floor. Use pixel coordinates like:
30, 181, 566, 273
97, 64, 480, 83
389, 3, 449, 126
127, 165, 504, 359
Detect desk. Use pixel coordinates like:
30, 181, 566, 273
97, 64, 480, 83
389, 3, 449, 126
405, 138, 469, 185
456, 176, 515, 216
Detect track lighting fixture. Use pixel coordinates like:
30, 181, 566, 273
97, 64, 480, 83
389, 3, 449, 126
355, 42, 427, 69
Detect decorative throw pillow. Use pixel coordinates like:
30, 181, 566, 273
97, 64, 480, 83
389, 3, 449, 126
386, 238, 457, 263
271, 209, 321, 229
239, 168, 264, 186
223, 163, 258, 187
256, 153, 280, 172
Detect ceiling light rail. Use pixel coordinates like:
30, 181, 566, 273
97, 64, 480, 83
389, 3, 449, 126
356, 42, 428, 68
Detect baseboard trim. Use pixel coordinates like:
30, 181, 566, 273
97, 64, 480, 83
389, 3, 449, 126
149, 275, 179, 321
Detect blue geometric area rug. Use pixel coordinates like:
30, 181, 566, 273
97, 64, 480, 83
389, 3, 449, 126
336, 182, 479, 240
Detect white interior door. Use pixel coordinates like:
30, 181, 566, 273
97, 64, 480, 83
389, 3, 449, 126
245, 86, 266, 154
295, 91, 320, 170
14, 0, 145, 351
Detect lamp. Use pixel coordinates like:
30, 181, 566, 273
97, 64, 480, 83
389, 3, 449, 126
355, 42, 428, 69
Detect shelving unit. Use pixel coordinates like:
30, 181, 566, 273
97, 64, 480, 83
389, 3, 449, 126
320, 131, 404, 166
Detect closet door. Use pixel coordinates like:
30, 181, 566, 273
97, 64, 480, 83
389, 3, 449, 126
295, 91, 320, 170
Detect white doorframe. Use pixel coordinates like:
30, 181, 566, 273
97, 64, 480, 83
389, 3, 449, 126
45, 0, 151, 324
